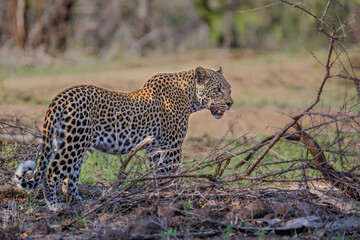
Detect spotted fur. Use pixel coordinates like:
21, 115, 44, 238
14, 67, 233, 211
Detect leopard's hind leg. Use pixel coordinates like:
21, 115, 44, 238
43, 114, 91, 211
62, 152, 86, 204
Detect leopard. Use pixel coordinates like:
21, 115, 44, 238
14, 66, 233, 211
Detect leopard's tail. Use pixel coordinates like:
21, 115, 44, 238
14, 108, 56, 190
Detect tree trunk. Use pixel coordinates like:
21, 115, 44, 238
223, 0, 236, 48
7, 0, 28, 49
137, 0, 152, 56
26, 0, 75, 55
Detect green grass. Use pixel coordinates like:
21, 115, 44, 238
0, 60, 107, 105
80, 151, 121, 185
0, 91, 52, 105
3, 129, 358, 189
1, 60, 103, 78
183, 132, 359, 185
3, 129, 355, 188
0, 54, 125, 87
77, 130, 359, 187
0, 49, 149, 81
80, 150, 149, 185
187, 138, 308, 180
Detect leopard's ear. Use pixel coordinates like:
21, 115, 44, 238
195, 67, 209, 85
217, 67, 223, 74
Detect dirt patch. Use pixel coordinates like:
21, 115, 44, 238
0, 51, 332, 138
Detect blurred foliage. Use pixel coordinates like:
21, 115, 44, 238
0, 0, 358, 59
192, 0, 359, 50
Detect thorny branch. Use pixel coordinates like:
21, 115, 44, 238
0, 0, 359, 229
242, 31, 335, 177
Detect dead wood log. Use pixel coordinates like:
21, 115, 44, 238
309, 188, 359, 213
0, 134, 42, 145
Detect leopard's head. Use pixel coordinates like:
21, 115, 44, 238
195, 67, 233, 119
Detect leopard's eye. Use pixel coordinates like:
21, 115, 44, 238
214, 87, 221, 93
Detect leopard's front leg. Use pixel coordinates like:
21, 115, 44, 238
146, 140, 183, 177
147, 99, 189, 181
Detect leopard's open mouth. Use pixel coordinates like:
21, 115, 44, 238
210, 105, 226, 119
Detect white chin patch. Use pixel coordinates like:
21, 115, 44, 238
214, 114, 223, 119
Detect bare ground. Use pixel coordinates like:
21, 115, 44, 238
0, 50, 332, 138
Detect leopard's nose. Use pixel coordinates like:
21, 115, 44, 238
226, 101, 233, 109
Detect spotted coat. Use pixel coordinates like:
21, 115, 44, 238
14, 67, 233, 211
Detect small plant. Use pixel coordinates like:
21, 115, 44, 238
161, 228, 177, 240
73, 217, 86, 226
23, 192, 37, 210
243, 221, 251, 228
180, 199, 193, 212
254, 228, 267, 239
220, 224, 233, 240
1, 143, 14, 157
332, 234, 348, 240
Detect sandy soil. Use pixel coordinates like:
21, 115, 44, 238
0, 50, 340, 139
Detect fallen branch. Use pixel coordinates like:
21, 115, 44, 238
110, 136, 154, 192
127, 230, 221, 240
309, 188, 359, 213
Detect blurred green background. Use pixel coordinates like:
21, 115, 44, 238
0, 0, 358, 64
